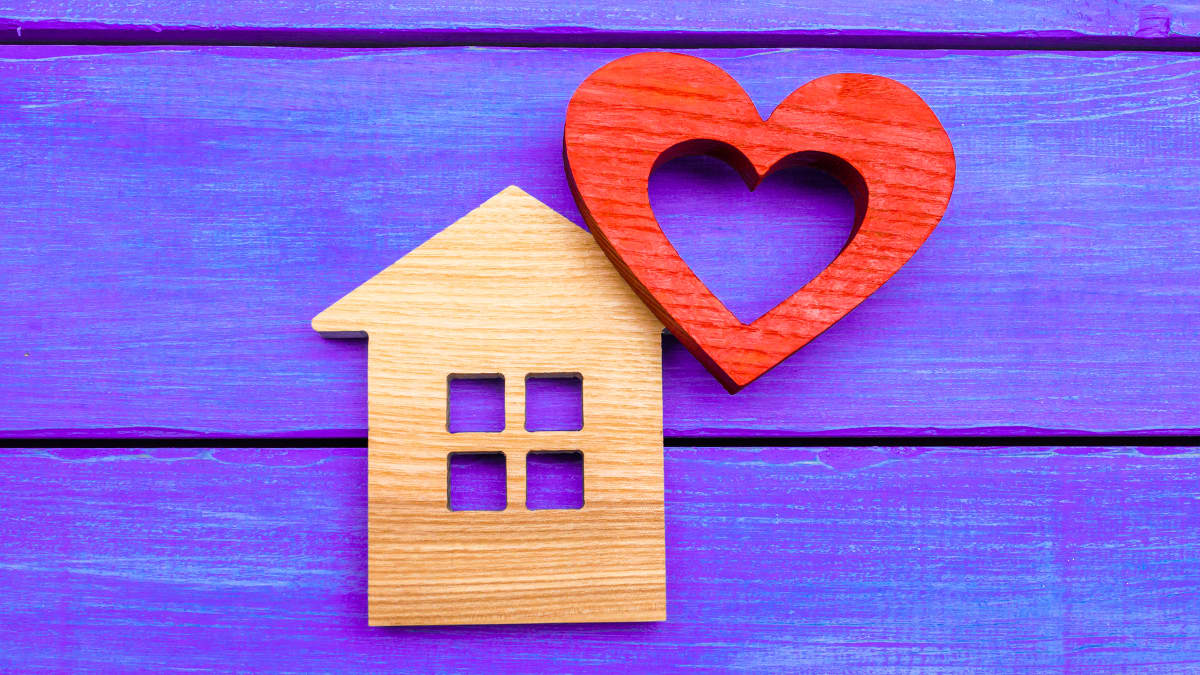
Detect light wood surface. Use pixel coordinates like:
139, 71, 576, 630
313, 187, 666, 625
565, 52, 955, 392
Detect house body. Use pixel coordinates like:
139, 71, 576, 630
313, 187, 666, 625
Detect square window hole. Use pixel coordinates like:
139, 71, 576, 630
525, 374, 583, 431
447, 452, 506, 511
447, 374, 505, 433
526, 451, 583, 510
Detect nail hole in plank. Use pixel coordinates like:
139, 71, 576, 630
525, 373, 583, 432
447, 374, 505, 433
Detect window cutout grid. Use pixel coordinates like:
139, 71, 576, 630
447, 452, 507, 511
525, 373, 583, 432
526, 451, 584, 510
447, 374, 505, 433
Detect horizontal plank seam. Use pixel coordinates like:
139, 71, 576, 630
1, 435, 1198, 448
2, 22, 1200, 51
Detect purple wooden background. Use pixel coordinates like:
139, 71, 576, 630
3, 446, 1197, 671
3, 3, 1200, 670
0, 1, 1195, 46
2, 47, 1199, 439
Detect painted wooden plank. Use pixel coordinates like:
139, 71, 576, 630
2, 47, 1200, 438
0, 1, 1195, 44
1, 445, 1196, 671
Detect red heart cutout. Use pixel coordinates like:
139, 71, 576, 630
564, 53, 956, 393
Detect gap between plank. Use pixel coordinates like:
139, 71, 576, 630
1, 435, 1198, 449
2, 22, 1200, 51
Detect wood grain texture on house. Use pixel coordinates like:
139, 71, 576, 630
2, 47, 1198, 438
2, 445, 1196, 670
313, 187, 665, 625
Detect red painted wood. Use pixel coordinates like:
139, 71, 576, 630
565, 52, 956, 392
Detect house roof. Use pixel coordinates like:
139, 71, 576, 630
311, 186, 661, 339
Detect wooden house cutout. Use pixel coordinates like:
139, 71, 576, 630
313, 187, 666, 625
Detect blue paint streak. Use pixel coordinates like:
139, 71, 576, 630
449, 452, 507, 511
525, 375, 583, 432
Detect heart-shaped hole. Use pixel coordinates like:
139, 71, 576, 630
649, 153, 858, 324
